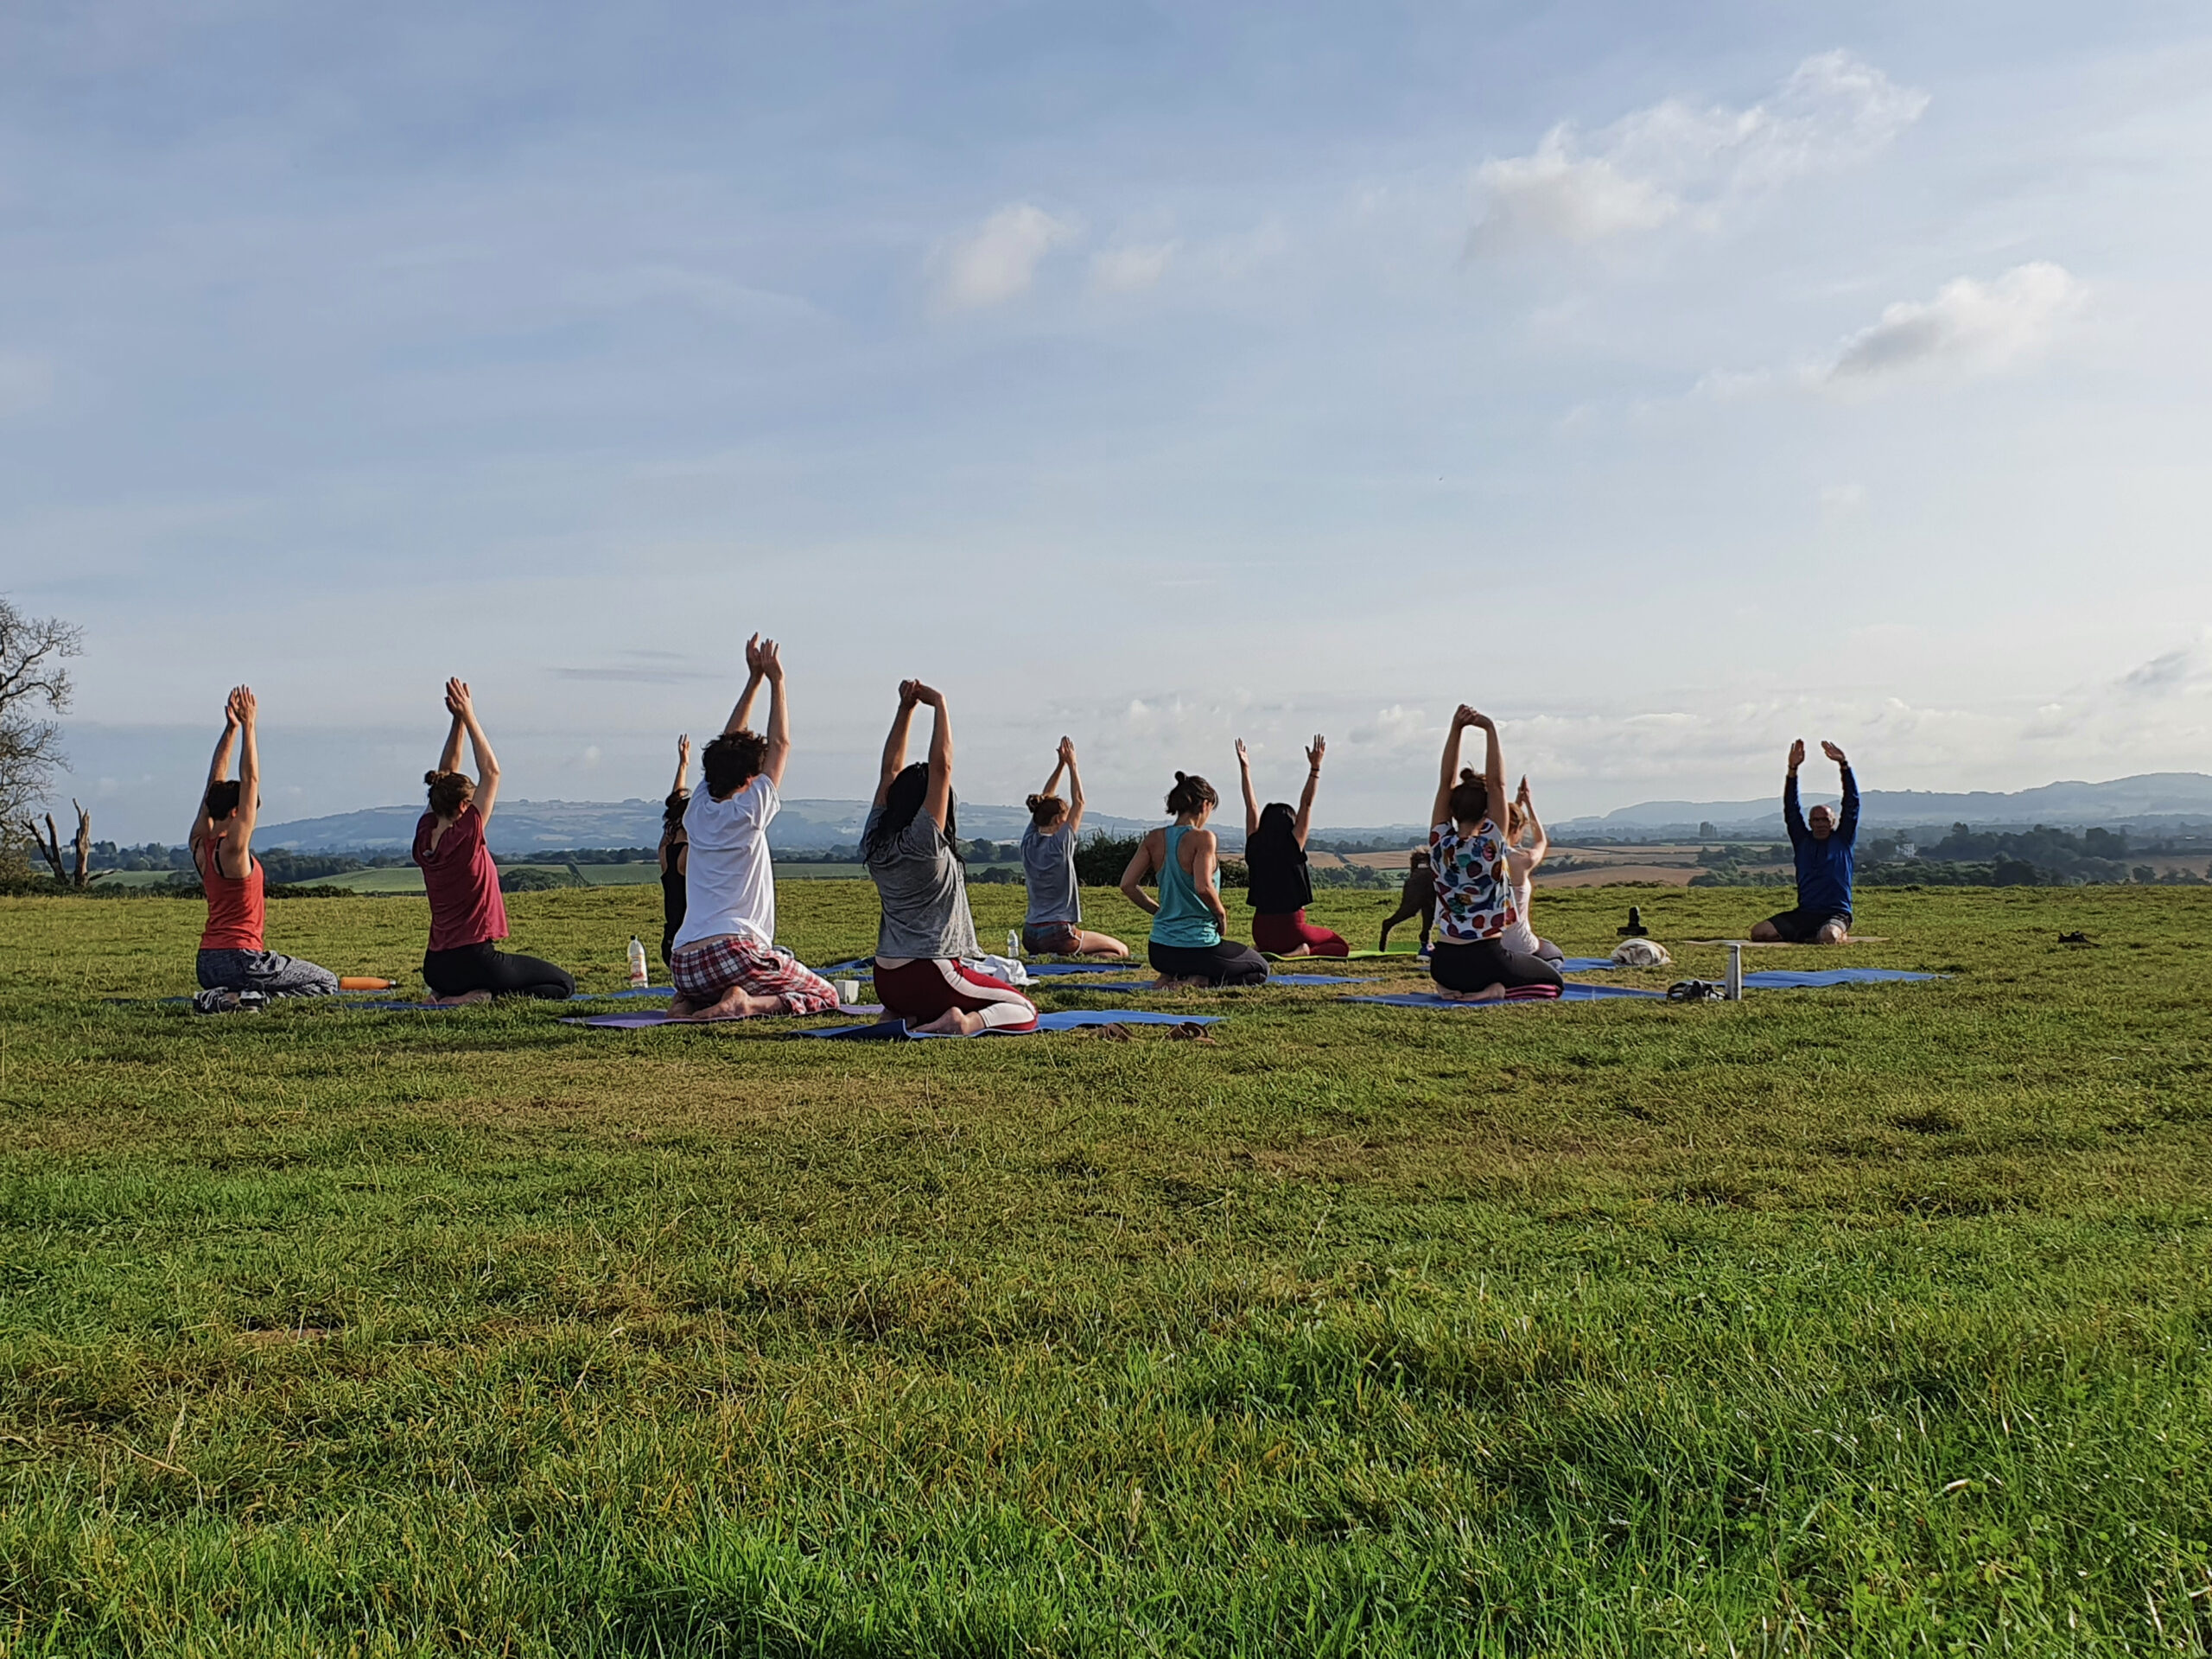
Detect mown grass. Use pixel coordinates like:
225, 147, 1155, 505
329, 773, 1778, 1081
2, 882, 2209, 1656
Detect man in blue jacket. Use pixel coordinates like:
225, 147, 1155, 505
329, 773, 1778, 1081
1751, 739, 1858, 944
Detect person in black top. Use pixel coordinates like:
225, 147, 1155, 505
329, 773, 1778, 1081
1234, 734, 1349, 957
658, 733, 690, 965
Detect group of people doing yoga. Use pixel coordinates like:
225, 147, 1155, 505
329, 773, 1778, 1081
188, 643, 1859, 1017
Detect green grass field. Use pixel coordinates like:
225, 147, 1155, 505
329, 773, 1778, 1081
3, 882, 2209, 1655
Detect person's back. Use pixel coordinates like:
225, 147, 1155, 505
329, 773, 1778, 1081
1152, 824, 1220, 948
1020, 819, 1079, 931
196, 830, 264, 953
414, 802, 506, 953
868, 803, 981, 962
674, 775, 778, 951
1243, 829, 1311, 918
188, 685, 340, 1011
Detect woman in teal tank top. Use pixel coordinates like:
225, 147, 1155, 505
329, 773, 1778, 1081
1118, 771, 1269, 987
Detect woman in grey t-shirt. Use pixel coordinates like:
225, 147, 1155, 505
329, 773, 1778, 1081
863, 681, 1039, 1035
1019, 735, 1131, 959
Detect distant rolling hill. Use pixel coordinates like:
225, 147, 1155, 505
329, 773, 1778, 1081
256, 772, 2212, 855
1552, 772, 2212, 840
257, 797, 1161, 854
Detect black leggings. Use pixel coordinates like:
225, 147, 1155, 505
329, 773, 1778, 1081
423, 942, 575, 1001
1429, 938, 1563, 995
1147, 939, 1269, 987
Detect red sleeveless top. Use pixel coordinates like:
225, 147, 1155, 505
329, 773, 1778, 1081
196, 834, 265, 951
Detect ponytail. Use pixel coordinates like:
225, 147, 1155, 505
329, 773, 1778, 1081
1165, 771, 1218, 817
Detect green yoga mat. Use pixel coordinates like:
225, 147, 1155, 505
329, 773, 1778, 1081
1262, 949, 1422, 962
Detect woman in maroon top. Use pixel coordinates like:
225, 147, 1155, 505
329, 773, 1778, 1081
413, 679, 574, 1002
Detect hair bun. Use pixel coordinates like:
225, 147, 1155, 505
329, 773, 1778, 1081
1174, 770, 1188, 782
1459, 767, 1477, 783
424, 770, 442, 786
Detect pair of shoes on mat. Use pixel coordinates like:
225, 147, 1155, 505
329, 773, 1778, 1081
1667, 979, 1726, 1002
1092, 1020, 1216, 1045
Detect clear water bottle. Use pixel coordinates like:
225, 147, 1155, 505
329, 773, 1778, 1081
626, 937, 649, 988
1007, 929, 1022, 961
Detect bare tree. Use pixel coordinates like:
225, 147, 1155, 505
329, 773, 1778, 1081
2, 598, 84, 875
24, 799, 107, 887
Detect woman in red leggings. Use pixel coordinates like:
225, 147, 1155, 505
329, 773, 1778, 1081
1235, 734, 1349, 958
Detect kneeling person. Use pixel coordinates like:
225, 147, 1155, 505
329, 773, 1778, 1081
415, 680, 575, 1001
1751, 740, 1858, 946
866, 681, 1038, 1034
1426, 706, 1562, 1001
190, 686, 340, 1012
668, 637, 840, 1020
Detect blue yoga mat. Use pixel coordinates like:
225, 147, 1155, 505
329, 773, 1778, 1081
1742, 969, 1940, 989
1555, 957, 1619, 973
1024, 962, 1141, 976
1058, 973, 1376, 992
789, 1009, 1224, 1041
1342, 984, 1666, 1009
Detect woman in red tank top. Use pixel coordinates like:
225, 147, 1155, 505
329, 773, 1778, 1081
412, 679, 574, 1002
188, 687, 338, 1011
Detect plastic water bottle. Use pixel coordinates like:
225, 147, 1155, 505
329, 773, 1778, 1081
626, 937, 649, 988
1007, 929, 1022, 961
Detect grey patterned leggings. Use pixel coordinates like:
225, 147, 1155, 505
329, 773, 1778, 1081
195, 948, 340, 1004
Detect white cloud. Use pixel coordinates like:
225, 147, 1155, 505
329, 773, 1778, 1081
1820, 263, 2086, 385
1468, 136, 1681, 251
1090, 241, 1178, 294
1819, 482, 1867, 517
932, 203, 1081, 310
1469, 50, 1926, 254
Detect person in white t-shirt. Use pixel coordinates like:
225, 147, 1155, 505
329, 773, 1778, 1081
666, 635, 841, 1020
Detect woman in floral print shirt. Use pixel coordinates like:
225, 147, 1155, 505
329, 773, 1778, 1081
1427, 705, 1566, 1001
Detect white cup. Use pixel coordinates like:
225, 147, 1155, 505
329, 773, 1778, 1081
837, 979, 861, 1004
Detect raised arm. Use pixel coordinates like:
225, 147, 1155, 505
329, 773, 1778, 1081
1824, 741, 1858, 842
448, 678, 500, 821
1783, 739, 1808, 844
1119, 830, 1162, 915
917, 684, 952, 830
435, 699, 466, 778
191, 690, 243, 849
874, 683, 919, 808
227, 687, 262, 871
1038, 742, 1069, 804
757, 638, 791, 789
1235, 738, 1260, 838
670, 733, 691, 800
1059, 736, 1085, 837
1293, 734, 1325, 848
726, 633, 766, 736
1478, 713, 1503, 811
1513, 777, 1549, 875
1431, 709, 1469, 830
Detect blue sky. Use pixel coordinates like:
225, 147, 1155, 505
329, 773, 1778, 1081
8, 1, 2212, 840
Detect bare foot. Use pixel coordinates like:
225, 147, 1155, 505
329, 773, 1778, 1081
673, 988, 778, 1021
1816, 923, 1849, 944
912, 1007, 986, 1036
670, 994, 700, 1017
1748, 922, 1782, 943
1434, 983, 1504, 1002
427, 989, 493, 1007
1281, 944, 1313, 958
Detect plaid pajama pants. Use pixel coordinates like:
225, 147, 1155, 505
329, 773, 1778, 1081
669, 935, 840, 1014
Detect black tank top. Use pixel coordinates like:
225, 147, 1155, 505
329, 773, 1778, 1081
1245, 837, 1313, 915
